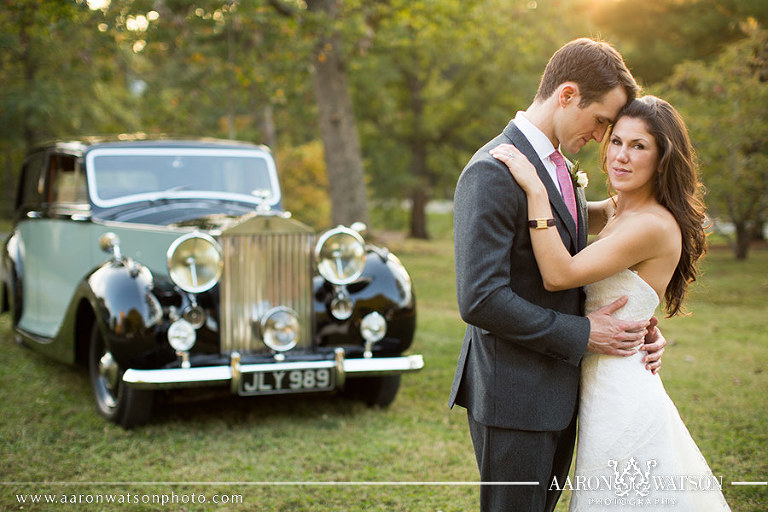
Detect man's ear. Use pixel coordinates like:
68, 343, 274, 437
558, 82, 581, 108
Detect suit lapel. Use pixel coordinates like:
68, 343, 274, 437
575, 186, 588, 250
503, 121, 578, 249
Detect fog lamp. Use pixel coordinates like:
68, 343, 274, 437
168, 319, 196, 352
261, 307, 300, 352
330, 289, 353, 320
360, 312, 387, 343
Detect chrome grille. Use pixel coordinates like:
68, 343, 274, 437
219, 216, 315, 354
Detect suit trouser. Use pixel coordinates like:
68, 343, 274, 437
467, 410, 577, 512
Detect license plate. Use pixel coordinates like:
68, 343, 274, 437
239, 368, 334, 396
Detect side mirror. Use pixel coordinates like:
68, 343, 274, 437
99, 232, 122, 260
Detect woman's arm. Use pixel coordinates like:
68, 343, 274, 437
453, 154, 590, 364
490, 144, 663, 290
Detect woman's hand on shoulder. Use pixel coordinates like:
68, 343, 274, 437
490, 144, 546, 195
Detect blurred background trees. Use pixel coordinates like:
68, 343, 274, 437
1, 0, 766, 257
658, 21, 768, 260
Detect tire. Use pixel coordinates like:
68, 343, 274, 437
88, 324, 153, 428
345, 375, 401, 408
9, 275, 23, 328
8, 277, 24, 344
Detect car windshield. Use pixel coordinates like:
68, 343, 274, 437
85, 147, 280, 208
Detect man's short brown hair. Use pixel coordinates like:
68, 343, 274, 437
535, 38, 639, 107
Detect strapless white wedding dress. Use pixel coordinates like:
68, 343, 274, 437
568, 270, 730, 511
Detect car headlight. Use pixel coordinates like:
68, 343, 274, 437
261, 307, 300, 352
315, 226, 366, 285
167, 233, 223, 293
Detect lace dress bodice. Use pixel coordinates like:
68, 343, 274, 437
584, 269, 659, 320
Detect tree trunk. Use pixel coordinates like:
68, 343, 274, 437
408, 139, 430, 239
4, 152, 14, 218
20, 21, 38, 150
751, 220, 765, 242
405, 69, 429, 239
307, 0, 369, 227
261, 103, 277, 151
410, 186, 429, 239
734, 221, 751, 260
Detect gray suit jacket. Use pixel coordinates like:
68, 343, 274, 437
449, 120, 591, 431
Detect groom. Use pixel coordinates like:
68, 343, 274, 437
449, 38, 666, 511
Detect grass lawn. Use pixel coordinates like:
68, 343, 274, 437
1, 214, 766, 511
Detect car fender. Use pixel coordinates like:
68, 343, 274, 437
356, 248, 416, 350
85, 258, 164, 368
1, 231, 24, 323
315, 245, 416, 354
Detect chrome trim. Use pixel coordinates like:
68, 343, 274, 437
334, 347, 346, 390
122, 354, 424, 390
344, 354, 424, 376
230, 351, 241, 394
219, 219, 314, 354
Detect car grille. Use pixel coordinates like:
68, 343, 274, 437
218, 216, 315, 355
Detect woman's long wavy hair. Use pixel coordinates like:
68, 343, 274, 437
600, 95, 707, 317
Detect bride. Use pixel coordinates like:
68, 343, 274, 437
491, 95, 730, 511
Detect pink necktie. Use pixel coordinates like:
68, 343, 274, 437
550, 150, 578, 230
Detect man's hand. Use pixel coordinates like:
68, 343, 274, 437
586, 296, 648, 356
642, 316, 666, 374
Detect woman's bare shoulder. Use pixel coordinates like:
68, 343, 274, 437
603, 205, 679, 245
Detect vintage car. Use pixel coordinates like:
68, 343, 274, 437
0, 137, 422, 428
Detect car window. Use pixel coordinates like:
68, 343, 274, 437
17, 152, 46, 210
85, 148, 280, 208
48, 155, 88, 204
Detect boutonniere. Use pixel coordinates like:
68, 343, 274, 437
571, 161, 589, 189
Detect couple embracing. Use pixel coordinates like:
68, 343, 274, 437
449, 38, 731, 511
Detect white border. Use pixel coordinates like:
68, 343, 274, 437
1, 481, 537, 486
3, 480, 765, 486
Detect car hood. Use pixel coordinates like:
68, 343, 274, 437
93, 199, 262, 228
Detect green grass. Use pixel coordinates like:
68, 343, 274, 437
1, 215, 766, 511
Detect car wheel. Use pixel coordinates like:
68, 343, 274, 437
346, 375, 401, 408
9, 275, 23, 328
88, 324, 153, 428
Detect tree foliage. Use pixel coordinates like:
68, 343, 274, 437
353, 0, 582, 238
657, 21, 768, 259
1, 0, 766, 256
591, 0, 768, 85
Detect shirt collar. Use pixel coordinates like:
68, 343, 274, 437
513, 111, 558, 164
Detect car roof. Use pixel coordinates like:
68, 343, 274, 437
30, 136, 270, 156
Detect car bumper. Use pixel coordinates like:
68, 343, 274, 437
122, 349, 424, 393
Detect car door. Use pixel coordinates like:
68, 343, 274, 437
17, 152, 97, 339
